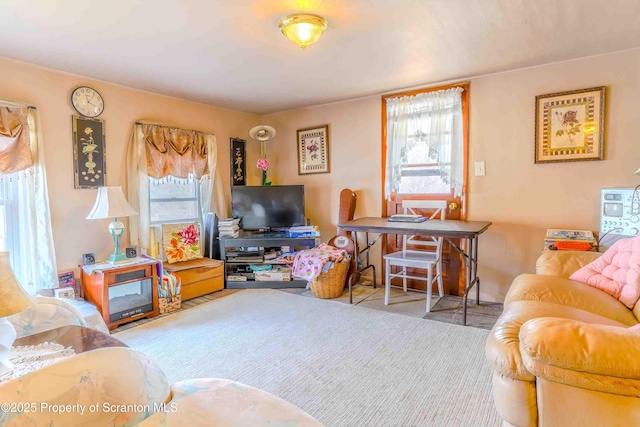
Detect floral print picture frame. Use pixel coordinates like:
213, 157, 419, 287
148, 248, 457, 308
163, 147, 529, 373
72, 115, 106, 188
162, 222, 203, 263
297, 125, 329, 174
534, 86, 605, 164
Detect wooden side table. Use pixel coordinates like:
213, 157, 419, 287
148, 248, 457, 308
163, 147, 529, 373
81, 258, 160, 330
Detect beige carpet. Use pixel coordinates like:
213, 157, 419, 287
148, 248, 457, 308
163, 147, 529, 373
116, 289, 500, 427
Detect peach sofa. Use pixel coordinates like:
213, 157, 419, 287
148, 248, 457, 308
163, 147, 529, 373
486, 251, 640, 427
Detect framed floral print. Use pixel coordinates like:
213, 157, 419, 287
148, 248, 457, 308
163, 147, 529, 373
534, 86, 605, 164
297, 125, 329, 174
72, 115, 106, 188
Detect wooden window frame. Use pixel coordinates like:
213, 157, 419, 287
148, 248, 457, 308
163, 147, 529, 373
381, 82, 470, 217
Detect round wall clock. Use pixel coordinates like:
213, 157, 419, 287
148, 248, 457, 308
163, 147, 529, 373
71, 86, 104, 117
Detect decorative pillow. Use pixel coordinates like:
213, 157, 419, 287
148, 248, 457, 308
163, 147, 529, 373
569, 235, 640, 309
162, 222, 203, 264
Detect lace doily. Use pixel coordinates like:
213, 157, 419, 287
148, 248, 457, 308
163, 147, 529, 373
0, 342, 76, 383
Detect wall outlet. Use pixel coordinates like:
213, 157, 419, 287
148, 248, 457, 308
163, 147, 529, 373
474, 161, 486, 176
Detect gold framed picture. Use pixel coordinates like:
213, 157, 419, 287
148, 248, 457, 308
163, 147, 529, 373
297, 125, 329, 175
72, 115, 106, 188
534, 86, 605, 164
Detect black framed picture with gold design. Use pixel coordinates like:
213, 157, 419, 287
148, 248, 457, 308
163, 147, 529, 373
72, 115, 106, 189
230, 137, 246, 186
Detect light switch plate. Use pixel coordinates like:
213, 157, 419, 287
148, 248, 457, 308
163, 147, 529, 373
474, 161, 486, 176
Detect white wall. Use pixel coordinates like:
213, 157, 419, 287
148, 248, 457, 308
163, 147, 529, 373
263, 48, 640, 301
0, 56, 259, 276
4, 47, 640, 300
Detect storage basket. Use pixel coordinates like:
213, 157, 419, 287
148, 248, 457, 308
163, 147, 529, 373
159, 295, 182, 314
309, 257, 350, 299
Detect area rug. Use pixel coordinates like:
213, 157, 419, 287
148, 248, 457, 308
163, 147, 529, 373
116, 289, 500, 427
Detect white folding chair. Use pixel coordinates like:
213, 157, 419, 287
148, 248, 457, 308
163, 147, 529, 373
383, 200, 446, 312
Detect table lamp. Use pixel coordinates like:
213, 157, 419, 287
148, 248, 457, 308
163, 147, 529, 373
86, 186, 138, 264
0, 252, 34, 376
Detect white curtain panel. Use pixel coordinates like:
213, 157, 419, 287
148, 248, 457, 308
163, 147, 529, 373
126, 122, 227, 251
126, 123, 151, 250
0, 101, 58, 293
385, 87, 464, 199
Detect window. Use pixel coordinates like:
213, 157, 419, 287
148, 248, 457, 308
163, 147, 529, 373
383, 83, 468, 199
0, 178, 18, 255
149, 177, 201, 225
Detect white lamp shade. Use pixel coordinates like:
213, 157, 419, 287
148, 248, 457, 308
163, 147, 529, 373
86, 186, 137, 220
635, 167, 640, 176
249, 125, 277, 142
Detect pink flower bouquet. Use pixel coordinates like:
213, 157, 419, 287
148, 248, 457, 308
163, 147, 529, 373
256, 158, 269, 171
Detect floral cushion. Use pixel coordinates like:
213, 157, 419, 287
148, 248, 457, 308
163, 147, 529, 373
162, 222, 203, 264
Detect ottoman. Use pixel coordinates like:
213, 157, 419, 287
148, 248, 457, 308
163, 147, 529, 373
163, 258, 224, 300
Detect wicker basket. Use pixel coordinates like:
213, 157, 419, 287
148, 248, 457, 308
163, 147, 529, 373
159, 295, 182, 314
309, 258, 350, 299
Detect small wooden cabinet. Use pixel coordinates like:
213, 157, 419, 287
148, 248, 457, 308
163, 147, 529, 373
81, 260, 160, 330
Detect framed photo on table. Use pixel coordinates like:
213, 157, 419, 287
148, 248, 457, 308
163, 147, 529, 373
534, 86, 605, 164
297, 125, 329, 174
72, 115, 106, 188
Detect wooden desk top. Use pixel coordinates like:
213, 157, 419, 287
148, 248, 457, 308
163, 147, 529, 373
338, 217, 492, 239
14, 325, 127, 354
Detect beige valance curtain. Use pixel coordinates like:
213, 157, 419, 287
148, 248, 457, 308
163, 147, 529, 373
0, 107, 34, 173
127, 121, 228, 250
142, 124, 209, 179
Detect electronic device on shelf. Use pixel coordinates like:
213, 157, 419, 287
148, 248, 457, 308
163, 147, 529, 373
599, 187, 640, 250
231, 185, 305, 231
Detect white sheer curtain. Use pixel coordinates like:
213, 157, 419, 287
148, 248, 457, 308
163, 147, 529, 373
0, 100, 57, 294
126, 121, 227, 251
385, 87, 464, 199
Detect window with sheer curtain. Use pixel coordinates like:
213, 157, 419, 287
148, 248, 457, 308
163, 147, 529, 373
384, 87, 465, 199
149, 176, 201, 225
0, 102, 57, 294
126, 122, 227, 252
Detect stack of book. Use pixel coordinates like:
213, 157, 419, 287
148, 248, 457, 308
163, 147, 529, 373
544, 229, 597, 251
288, 225, 320, 237
219, 218, 241, 238
388, 214, 427, 223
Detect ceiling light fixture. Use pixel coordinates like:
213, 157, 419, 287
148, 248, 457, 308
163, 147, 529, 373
278, 13, 327, 50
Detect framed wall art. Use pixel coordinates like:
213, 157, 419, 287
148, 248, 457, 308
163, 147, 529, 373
297, 125, 329, 174
534, 86, 605, 164
230, 137, 246, 186
72, 115, 106, 188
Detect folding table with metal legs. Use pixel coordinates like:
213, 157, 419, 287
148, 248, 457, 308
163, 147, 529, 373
338, 217, 492, 325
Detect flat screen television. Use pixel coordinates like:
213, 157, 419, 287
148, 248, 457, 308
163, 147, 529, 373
231, 185, 305, 231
